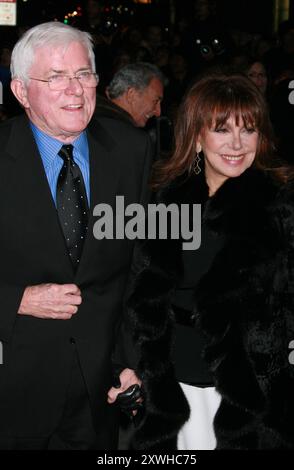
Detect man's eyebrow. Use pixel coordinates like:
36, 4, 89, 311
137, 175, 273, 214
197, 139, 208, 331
49, 67, 92, 74
50, 69, 66, 74
75, 67, 93, 72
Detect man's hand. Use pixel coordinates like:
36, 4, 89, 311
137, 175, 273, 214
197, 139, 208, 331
18, 283, 82, 319
107, 368, 142, 404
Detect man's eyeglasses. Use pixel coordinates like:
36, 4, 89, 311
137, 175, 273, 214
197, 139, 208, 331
29, 72, 99, 91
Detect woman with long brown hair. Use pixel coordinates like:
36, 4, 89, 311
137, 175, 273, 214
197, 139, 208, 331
109, 74, 294, 449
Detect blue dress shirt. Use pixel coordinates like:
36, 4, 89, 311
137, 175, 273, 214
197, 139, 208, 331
30, 122, 90, 206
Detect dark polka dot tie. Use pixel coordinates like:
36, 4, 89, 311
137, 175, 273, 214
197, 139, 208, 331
56, 144, 89, 269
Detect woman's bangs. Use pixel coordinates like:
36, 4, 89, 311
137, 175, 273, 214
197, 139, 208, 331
208, 100, 260, 130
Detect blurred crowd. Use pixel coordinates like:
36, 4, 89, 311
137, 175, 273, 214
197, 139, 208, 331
0, 0, 293, 164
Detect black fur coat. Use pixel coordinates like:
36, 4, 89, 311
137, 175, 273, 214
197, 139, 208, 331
127, 168, 294, 450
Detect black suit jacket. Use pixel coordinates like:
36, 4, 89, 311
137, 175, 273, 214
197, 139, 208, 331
0, 114, 151, 445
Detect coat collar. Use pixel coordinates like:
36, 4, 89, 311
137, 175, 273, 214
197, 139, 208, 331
157, 167, 281, 234
158, 166, 279, 211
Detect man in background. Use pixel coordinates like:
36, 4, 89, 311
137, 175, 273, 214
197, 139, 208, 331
96, 62, 164, 128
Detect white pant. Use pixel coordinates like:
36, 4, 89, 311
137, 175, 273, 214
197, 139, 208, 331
177, 383, 221, 450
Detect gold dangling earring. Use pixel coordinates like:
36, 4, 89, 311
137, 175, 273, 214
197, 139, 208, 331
193, 152, 201, 175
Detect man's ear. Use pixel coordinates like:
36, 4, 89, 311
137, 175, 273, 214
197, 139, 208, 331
10, 79, 30, 108
125, 87, 137, 105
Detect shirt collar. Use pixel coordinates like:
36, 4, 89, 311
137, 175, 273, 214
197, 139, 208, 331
30, 122, 88, 170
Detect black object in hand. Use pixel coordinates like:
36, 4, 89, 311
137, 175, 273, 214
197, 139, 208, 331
116, 384, 143, 412
116, 384, 144, 427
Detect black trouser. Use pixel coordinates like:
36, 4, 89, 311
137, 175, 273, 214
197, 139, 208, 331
0, 347, 116, 450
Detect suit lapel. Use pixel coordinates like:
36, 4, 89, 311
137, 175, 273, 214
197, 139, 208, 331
75, 118, 120, 283
6, 115, 74, 279
87, 118, 119, 217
